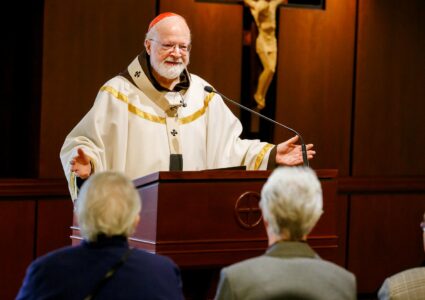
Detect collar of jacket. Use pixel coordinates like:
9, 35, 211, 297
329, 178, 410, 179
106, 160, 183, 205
82, 234, 129, 249
265, 241, 319, 259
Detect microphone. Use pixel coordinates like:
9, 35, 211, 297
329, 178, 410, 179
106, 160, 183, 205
204, 86, 309, 167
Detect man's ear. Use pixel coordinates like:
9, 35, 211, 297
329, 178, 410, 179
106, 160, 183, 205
144, 39, 151, 55
263, 218, 268, 228
133, 214, 140, 229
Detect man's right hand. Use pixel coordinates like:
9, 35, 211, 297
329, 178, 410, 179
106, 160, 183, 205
70, 148, 92, 179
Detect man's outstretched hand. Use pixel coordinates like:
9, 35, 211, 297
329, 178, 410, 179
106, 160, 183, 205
276, 136, 316, 166
70, 148, 92, 179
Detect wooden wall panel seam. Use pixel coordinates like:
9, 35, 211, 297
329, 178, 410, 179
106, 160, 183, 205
338, 177, 425, 193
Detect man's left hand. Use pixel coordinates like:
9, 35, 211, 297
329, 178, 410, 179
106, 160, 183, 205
276, 135, 316, 166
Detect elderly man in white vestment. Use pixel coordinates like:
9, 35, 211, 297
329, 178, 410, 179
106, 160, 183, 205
60, 12, 316, 200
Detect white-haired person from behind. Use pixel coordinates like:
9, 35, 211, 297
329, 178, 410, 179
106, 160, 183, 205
215, 167, 357, 300
17, 171, 184, 300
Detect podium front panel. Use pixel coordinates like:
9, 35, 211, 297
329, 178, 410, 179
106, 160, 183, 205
129, 169, 343, 267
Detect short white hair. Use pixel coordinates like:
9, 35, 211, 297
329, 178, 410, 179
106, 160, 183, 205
260, 167, 323, 240
76, 172, 141, 242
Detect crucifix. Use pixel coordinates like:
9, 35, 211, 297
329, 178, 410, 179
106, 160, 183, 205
196, 0, 325, 141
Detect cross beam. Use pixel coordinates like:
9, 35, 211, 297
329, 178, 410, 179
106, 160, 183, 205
196, 0, 325, 8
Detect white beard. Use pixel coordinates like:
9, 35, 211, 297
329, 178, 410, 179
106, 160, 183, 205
152, 59, 186, 80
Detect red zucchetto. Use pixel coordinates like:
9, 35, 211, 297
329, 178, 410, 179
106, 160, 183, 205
148, 12, 179, 31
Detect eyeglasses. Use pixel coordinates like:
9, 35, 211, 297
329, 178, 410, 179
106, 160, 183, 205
149, 39, 192, 54
421, 222, 425, 232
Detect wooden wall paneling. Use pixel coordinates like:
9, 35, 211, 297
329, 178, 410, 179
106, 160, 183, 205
160, 0, 243, 117
36, 198, 73, 257
0, 200, 35, 300
353, 0, 425, 176
40, 0, 157, 178
275, 0, 356, 176
304, 181, 349, 267
347, 194, 425, 294
0, 179, 71, 299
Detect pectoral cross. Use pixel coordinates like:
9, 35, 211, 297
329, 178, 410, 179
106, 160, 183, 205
196, 0, 325, 140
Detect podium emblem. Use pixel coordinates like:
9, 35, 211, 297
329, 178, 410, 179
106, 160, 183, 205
234, 191, 262, 229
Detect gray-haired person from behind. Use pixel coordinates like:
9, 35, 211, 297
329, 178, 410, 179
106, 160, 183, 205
215, 167, 357, 300
76, 171, 141, 241
17, 172, 184, 300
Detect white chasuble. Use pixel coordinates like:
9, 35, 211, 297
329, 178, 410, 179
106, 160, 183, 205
60, 58, 274, 200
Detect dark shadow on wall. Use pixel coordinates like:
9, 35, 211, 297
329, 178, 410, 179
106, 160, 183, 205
0, 0, 43, 178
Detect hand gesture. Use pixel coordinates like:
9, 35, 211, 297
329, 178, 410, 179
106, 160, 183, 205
276, 136, 316, 166
70, 148, 92, 179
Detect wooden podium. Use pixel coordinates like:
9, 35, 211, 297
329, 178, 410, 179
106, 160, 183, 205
129, 169, 344, 267
72, 169, 344, 298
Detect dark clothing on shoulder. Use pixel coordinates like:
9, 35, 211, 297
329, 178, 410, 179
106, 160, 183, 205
16, 235, 184, 300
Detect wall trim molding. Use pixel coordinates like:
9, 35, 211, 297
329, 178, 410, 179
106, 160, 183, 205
0, 178, 69, 197
339, 177, 425, 194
